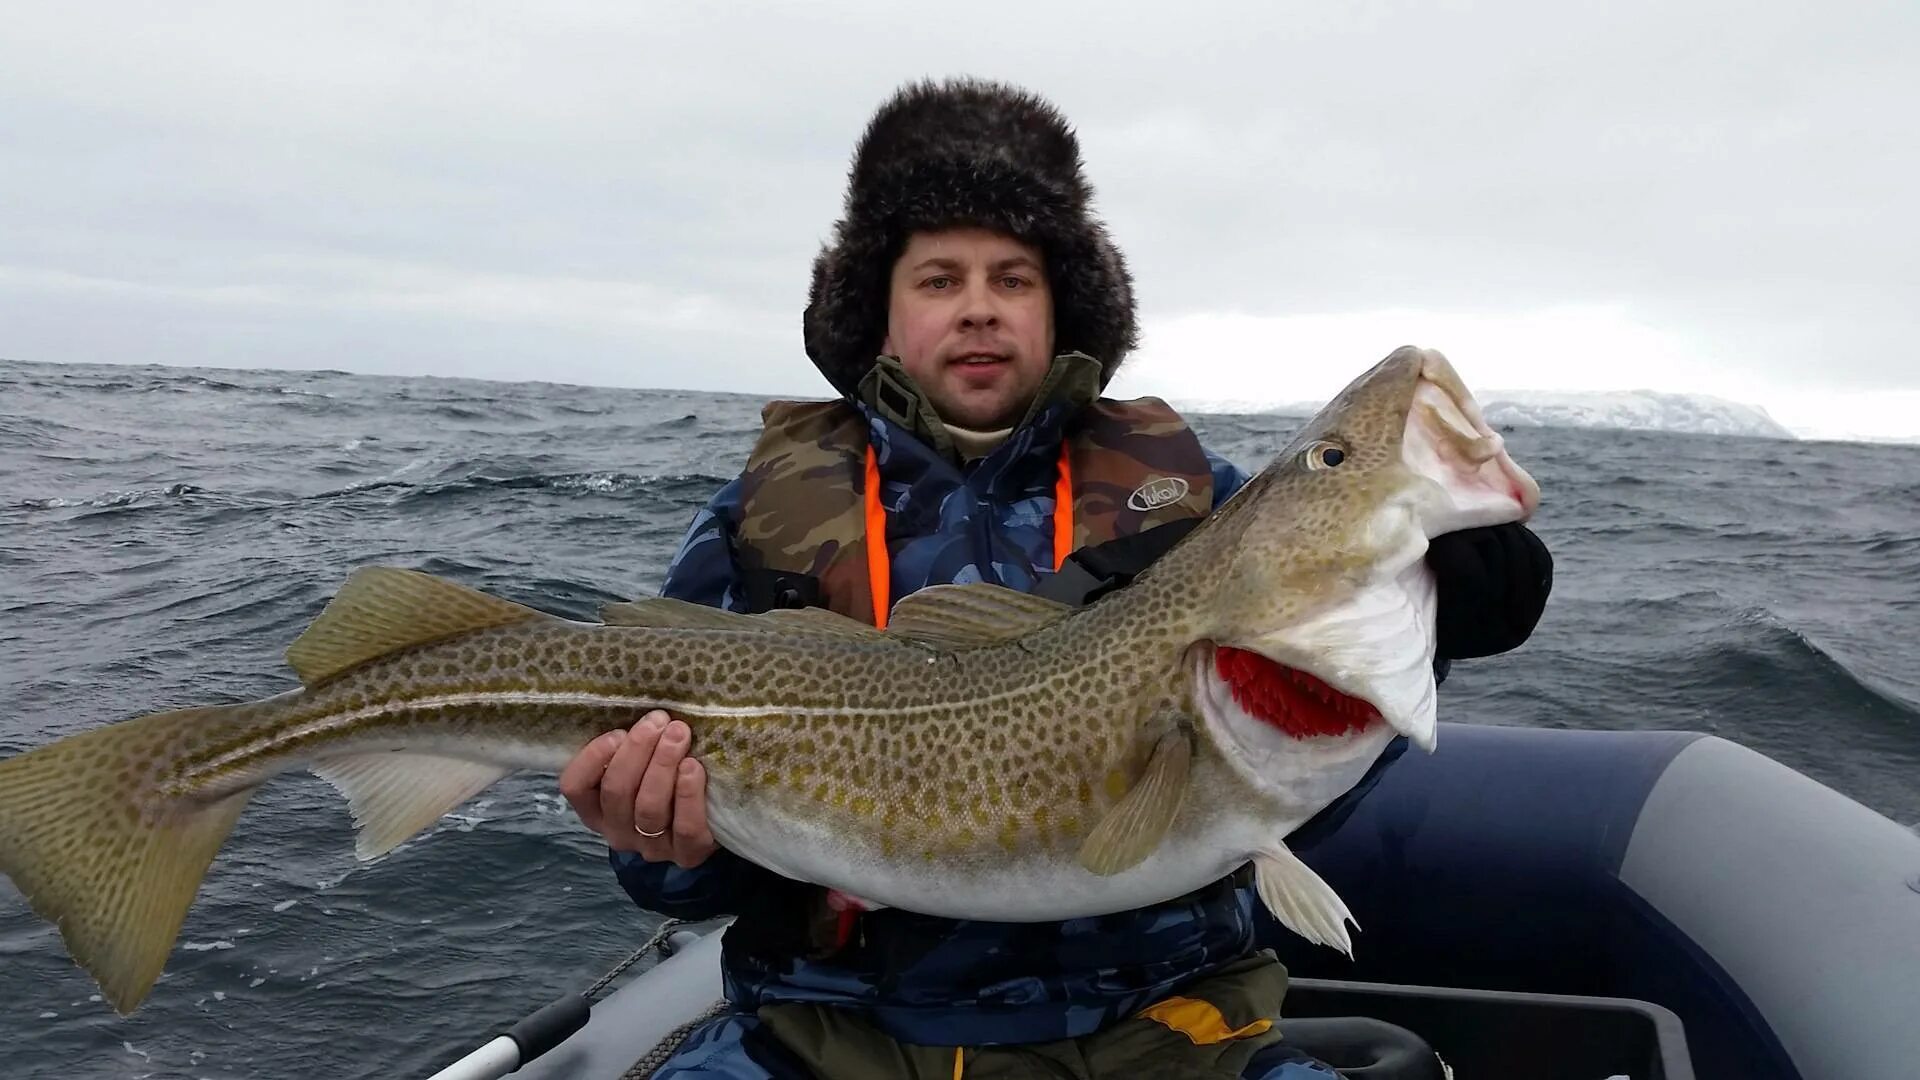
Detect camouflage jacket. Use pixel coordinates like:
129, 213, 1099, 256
611, 395, 1350, 1046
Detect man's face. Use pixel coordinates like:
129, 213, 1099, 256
882, 228, 1055, 430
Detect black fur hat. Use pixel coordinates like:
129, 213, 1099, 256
802, 77, 1138, 400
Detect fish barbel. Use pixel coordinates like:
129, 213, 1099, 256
0, 346, 1538, 1013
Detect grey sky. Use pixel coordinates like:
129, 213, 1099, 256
2, 2, 1916, 437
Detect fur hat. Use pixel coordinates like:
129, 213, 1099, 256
802, 77, 1138, 400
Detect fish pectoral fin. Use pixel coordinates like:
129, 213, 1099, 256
1253, 843, 1356, 956
311, 752, 510, 859
886, 583, 1074, 650
1076, 730, 1191, 876
286, 567, 549, 685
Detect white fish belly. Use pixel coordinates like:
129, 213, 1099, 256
705, 792, 1273, 922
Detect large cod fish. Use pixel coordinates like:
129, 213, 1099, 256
0, 346, 1538, 1014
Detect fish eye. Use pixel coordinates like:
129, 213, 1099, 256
1303, 441, 1348, 470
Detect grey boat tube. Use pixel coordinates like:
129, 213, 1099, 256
1270, 723, 1920, 1080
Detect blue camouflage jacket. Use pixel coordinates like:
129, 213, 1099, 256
612, 397, 1318, 1046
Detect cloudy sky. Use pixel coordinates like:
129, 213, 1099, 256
3, 2, 1915, 439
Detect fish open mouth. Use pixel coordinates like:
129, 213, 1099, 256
1404, 350, 1540, 533
1211, 645, 1383, 739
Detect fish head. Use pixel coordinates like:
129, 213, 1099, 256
1189, 346, 1538, 804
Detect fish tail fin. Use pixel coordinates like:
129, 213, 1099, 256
0, 704, 260, 1014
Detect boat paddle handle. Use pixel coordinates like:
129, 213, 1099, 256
424, 992, 592, 1080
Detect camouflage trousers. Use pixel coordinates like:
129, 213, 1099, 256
652, 952, 1340, 1079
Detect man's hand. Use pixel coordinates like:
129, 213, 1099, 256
559, 710, 717, 868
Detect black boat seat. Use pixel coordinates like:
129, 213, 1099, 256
1280, 1016, 1447, 1080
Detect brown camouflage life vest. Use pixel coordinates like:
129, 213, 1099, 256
733, 397, 1216, 626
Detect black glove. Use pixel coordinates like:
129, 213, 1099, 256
1427, 523, 1552, 661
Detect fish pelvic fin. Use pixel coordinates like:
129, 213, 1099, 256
312, 752, 510, 859
0, 704, 260, 1014
286, 567, 548, 686
1076, 728, 1192, 876
1253, 843, 1357, 957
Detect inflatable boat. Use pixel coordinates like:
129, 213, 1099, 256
429, 724, 1920, 1080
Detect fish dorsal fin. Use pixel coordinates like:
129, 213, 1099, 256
762, 607, 886, 639
601, 597, 763, 630
1076, 728, 1192, 875
286, 567, 547, 686
884, 583, 1074, 650
602, 598, 885, 640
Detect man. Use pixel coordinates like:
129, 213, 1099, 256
560, 78, 1551, 1078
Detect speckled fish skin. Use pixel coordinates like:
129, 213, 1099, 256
0, 346, 1539, 1014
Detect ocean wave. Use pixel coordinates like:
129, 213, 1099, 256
253, 392, 363, 415
269, 384, 339, 400
420, 402, 543, 423
1860, 533, 1920, 557
14, 483, 203, 512
0, 415, 76, 448
62, 377, 140, 392
1555, 520, 1720, 541
424, 404, 492, 421
309, 470, 734, 504
1708, 606, 1920, 721
403, 470, 700, 499
182, 375, 251, 392
1594, 591, 1919, 723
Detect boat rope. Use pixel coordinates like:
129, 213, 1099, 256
620, 999, 732, 1080
585, 917, 731, 1079
585, 916, 689, 1001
